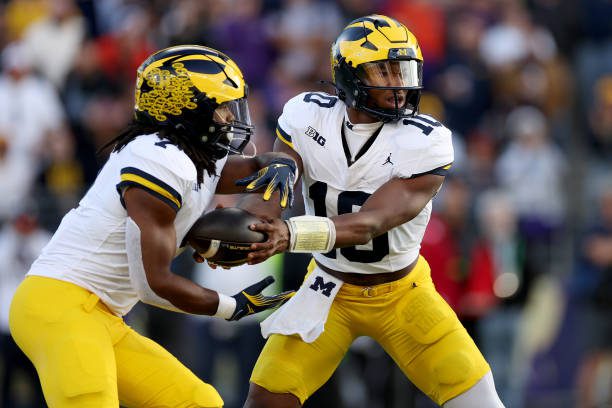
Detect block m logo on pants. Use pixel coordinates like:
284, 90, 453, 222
309, 276, 337, 297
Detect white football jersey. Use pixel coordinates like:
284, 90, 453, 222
276, 92, 453, 274
28, 134, 224, 315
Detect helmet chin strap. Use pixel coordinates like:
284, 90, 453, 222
318, 80, 344, 99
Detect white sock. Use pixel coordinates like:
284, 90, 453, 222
443, 371, 505, 408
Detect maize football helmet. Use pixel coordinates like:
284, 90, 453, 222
134, 45, 253, 158
331, 15, 423, 121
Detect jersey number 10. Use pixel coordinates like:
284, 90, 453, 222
308, 181, 390, 263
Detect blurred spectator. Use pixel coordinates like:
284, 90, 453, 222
479, 0, 572, 121
572, 181, 612, 346
575, 41, 612, 125
0, 209, 50, 407
35, 127, 85, 228
527, 0, 582, 57
158, 0, 212, 45
335, 0, 379, 20
3, 0, 48, 42
0, 134, 34, 223
0, 42, 66, 156
586, 74, 612, 160
0, 42, 67, 221
495, 106, 567, 290
383, 0, 447, 76
209, 0, 273, 90
473, 190, 524, 405
61, 38, 123, 183
434, 10, 492, 137
569, 181, 612, 408
473, 190, 522, 304
94, 7, 156, 85
62, 39, 121, 125
496, 106, 566, 226
479, 2, 556, 71
461, 131, 498, 195
79, 87, 132, 152
20, 0, 86, 89
265, 0, 342, 83
575, 351, 612, 408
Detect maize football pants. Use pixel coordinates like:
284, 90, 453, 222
9, 276, 223, 408
251, 256, 490, 405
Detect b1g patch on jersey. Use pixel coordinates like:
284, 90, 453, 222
305, 126, 326, 146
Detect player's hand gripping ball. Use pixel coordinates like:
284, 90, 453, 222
185, 208, 266, 267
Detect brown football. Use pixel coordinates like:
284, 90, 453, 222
184, 207, 266, 267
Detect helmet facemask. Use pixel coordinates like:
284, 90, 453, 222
133, 45, 253, 161
206, 98, 253, 159
330, 14, 425, 122
352, 59, 422, 122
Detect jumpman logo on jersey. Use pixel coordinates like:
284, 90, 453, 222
382, 153, 393, 166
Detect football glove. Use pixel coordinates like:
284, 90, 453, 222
235, 157, 296, 209
228, 276, 294, 321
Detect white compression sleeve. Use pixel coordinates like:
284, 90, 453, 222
443, 371, 505, 408
125, 217, 187, 313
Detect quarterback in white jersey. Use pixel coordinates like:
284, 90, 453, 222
9, 45, 295, 408
242, 15, 504, 408
277, 91, 452, 274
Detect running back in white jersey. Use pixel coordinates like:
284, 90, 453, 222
276, 92, 453, 274
28, 134, 225, 315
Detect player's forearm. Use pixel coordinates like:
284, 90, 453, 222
331, 212, 382, 248
330, 202, 423, 248
147, 271, 220, 315
328, 177, 438, 248
127, 216, 220, 315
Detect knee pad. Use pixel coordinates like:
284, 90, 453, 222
433, 350, 475, 386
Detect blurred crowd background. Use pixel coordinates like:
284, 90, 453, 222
0, 0, 610, 407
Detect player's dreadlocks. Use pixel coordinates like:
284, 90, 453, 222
98, 122, 217, 185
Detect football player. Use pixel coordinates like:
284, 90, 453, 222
9, 45, 295, 408
240, 15, 505, 407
